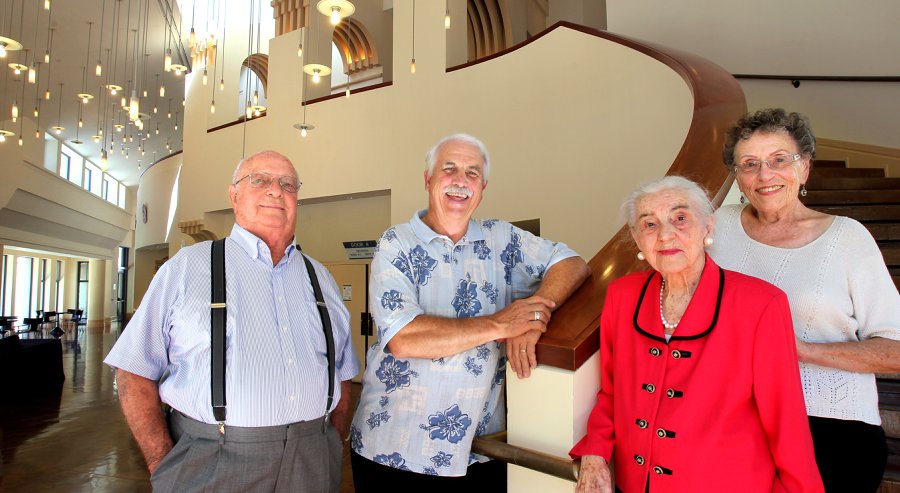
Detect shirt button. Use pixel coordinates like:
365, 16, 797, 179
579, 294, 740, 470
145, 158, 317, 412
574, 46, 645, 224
643, 383, 656, 394
653, 466, 664, 475
634, 455, 645, 465
672, 349, 682, 359
657, 428, 666, 438
649, 347, 661, 357
636, 419, 648, 429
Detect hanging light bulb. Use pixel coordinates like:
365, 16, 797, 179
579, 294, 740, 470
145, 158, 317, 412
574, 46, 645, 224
219, 79, 224, 91
82, 95, 89, 104
155, 124, 159, 135
11, 65, 22, 75
312, 69, 321, 84
96, 61, 102, 76
28, 64, 36, 83
120, 96, 127, 108
253, 108, 260, 117
53, 127, 62, 135
297, 42, 303, 57
34, 129, 40, 138
202, 69, 208, 86
159, 84, 165, 97
137, 159, 141, 169
189, 28, 196, 48
164, 49, 172, 71
410, 58, 416, 74
210, 100, 216, 114
44, 0, 51, 10
0, 43, 7, 58
18, 135, 23, 146
346, 86, 350, 98
245, 104, 252, 119
153, 105, 157, 114
11, 101, 19, 121
44, 50, 49, 63
301, 127, 308, 137
100, 148, 108, 168
45, 89, 50, 100
129, 92, 139, 121
143, 89, 147, 97
445, 7, 451, 29
253, 90, 259, 105
33, 106, 39, 117
78, 118, 83, 128
92, 134, 100, 143
0, 133, 6, 143
330, 6, 342, 25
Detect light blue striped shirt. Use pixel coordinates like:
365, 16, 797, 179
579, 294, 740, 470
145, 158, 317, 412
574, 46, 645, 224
350, 210, 579, 476
105, 223, 359, 426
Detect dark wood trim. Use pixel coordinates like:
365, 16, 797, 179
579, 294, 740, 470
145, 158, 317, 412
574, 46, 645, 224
303, 80, 393, 106
207, 112, 268, 133
733, 74, 900, 83
140, 150, 183, 178
525, 22, 747, 371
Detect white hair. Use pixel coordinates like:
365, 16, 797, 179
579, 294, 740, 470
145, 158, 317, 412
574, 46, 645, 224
231, 150, 296, 187
621, 175, 714, 229
424, 133, 491, 183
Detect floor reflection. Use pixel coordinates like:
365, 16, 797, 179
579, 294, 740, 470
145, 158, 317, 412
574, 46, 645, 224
0, 323, 360, 493
0, 323, 151, 492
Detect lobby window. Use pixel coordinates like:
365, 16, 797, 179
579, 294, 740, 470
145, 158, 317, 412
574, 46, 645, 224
1, 255, 7, 316
14, 257, 34, 318
76, 261, 88, 313
84, 161, 103, 196
38, 258, 47, 311
60, 145, 84, 187
55, 260, 63, 312
104, 175, 119, 205
118, 183, 126, 208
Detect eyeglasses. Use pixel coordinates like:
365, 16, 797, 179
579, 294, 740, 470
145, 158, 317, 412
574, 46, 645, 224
734, 153, 801, 174
234, 172, 302, 193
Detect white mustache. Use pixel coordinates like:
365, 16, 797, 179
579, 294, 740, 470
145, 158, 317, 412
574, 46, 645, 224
444, 186, 472, 198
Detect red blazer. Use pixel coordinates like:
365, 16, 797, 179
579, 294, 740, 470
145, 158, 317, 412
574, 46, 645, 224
570, 257, 823, 493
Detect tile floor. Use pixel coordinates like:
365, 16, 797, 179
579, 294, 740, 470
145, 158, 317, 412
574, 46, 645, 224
0, 323, 359, 492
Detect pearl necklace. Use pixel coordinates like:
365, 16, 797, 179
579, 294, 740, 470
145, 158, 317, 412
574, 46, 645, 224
660, 280, 679, 330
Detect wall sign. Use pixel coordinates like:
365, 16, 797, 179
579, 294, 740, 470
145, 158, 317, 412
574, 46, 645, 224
342, 240, 377, 260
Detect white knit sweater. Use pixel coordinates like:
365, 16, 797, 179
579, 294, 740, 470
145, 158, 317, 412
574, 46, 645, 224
711, 204, 900, 425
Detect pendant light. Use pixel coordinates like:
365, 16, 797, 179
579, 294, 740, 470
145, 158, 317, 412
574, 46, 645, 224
316, 1, 355, 26
410, 0, 416, 74
77, 24, 95, 104
51, 82, 64, 134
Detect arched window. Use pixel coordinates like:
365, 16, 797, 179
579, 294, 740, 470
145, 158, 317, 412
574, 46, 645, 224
330, 18, 382, 94
467, 0, 511, 61
238, 54, 269, 117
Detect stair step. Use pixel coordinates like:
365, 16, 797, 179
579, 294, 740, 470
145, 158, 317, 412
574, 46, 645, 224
807, 177, 900, 190
884, 409, 900, 439
807, 205, 900, 222
894, 276, 900, 291
802, 189, 900, 206
882, 243, 900, 267
812, 159, 848, 168
810, 167, 885, 178
867, 225, 900, 242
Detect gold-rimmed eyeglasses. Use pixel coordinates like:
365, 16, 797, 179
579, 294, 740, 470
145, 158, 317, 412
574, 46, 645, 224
234, 172, 302, 193
735, 153, 801, 174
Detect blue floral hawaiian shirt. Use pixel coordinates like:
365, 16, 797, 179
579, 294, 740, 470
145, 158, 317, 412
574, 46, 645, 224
350, 210, 579, 476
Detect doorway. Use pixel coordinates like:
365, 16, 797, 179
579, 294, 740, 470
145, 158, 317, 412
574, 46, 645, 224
323, 262, 371, 383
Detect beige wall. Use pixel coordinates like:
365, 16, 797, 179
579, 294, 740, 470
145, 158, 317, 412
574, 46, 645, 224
606, 1, 900, 151
135, 154, 183, 249
175, 9, 692, 263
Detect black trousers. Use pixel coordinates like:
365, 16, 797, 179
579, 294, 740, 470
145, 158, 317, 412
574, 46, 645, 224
808, 416, 887, 493
351, 450, 506, 493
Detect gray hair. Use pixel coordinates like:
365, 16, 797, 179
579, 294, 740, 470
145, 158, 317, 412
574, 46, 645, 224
621, 176, 714, 229
425, 133, 491, 183
723, 108, 816, 169
231, 150, 296, 187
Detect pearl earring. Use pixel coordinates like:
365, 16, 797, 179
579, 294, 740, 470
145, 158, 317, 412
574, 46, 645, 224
637, 251, 645, 261
704, 236, 714, 247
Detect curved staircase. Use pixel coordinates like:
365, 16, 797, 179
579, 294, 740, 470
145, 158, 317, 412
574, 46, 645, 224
802, 159, 900, 492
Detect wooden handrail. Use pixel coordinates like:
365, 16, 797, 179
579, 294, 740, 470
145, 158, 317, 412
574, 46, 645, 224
504, 22, 748, 371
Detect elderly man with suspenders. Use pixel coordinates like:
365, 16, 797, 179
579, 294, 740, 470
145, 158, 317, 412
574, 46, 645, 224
105, 150, 359, 492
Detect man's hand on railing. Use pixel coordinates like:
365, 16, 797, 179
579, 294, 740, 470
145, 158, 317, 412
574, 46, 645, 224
576, 455, 613, 493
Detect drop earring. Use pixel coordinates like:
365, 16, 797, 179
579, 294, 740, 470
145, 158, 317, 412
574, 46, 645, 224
800, 184, 808, 197
740, 193, 746, 204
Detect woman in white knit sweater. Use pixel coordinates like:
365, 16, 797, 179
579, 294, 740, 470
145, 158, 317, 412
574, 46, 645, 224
709, 108, 900, 492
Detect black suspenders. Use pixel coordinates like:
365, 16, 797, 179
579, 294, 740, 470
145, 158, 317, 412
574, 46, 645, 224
209, 238, 336, 434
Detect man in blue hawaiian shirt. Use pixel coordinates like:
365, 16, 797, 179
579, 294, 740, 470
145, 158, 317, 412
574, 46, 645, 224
350, 134, 590, 490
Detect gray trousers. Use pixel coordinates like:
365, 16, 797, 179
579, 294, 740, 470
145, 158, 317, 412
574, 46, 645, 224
150, 411, 342, 493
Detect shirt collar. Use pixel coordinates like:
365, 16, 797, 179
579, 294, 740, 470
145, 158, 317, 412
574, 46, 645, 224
410, 209, 485, 245
229, 223, 297, 262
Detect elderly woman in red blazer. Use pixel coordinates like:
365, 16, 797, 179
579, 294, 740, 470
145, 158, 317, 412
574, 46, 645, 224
570, 176, 823, 493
